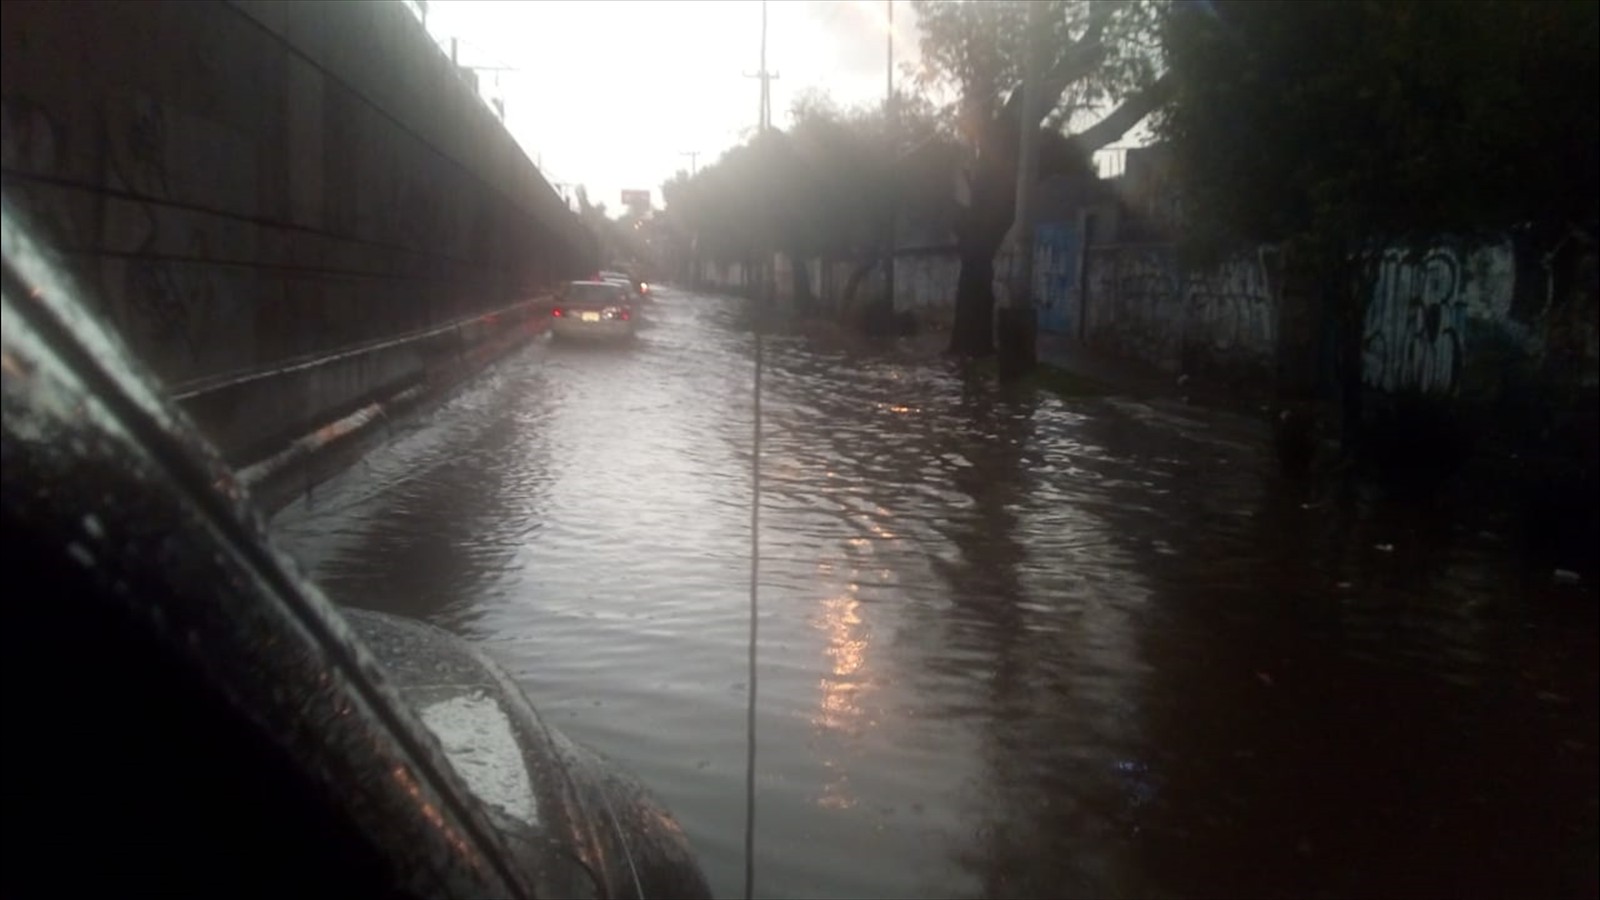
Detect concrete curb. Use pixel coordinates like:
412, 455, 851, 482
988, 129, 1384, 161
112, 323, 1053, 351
239, 300, 551, 515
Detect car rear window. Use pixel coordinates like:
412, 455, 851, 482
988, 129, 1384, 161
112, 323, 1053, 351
564, 283, 626, 305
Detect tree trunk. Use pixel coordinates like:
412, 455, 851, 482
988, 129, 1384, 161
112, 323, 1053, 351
938, 70, 1171, 359
842, 258, 879, 311
949, 244, 997, 356
947, 144, 1018, 357
791, 254, 814, 316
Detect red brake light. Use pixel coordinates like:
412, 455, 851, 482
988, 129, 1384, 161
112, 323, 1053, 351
552, 307, 564, 317
619, 308, 631, 321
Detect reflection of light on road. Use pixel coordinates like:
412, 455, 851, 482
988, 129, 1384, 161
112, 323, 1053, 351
812, 582, 874, 811
859, 507, 897, 542
815, 590, 866, 731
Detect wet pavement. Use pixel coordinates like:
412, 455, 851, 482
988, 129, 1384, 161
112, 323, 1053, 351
271, 287, 1597, 900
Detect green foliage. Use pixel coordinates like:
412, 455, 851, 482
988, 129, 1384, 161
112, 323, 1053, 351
1159, 0, 1600, 255
912, 0, 1164, 144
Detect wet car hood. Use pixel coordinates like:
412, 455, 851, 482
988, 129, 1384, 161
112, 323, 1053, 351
1, 198, 709, 899
346, 608, 711, 900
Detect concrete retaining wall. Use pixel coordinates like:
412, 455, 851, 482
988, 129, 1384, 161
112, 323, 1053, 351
1082, 244, 1279, 378
1079, 235, 1597, 480
1, 0, 594, 483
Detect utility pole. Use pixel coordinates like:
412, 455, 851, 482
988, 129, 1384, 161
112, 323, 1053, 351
743, 2, 778, 295
680, 150, 700, 178
744, 39, 777, 129
743, 0, 779, 134
997, 0, 1044, 381
759, 3, 770, 132
883, 0, 895, 321
742, 9, 772, 900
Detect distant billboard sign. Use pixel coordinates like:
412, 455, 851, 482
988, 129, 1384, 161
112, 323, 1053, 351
621, 189, 651, 208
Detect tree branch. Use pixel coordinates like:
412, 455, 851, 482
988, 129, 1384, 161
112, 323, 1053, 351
1067, 70, 1174, 153
998, 1, 1117, 128
1031, 42, 1110, 126
998, 45, 1105, 127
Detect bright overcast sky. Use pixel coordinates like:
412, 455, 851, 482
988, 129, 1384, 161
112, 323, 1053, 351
422, 0, 922, 214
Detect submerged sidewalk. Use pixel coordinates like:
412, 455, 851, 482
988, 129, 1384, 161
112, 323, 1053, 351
1034, 333, 1281, 422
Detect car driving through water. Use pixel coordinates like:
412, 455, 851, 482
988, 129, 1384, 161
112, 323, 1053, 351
552, 280, 638, 342
600, 268, 651, 301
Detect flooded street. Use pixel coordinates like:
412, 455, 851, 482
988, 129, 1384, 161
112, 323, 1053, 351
272, 288, 1597, 900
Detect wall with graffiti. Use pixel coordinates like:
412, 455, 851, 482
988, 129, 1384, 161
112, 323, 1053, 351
1081, 244, 1277, 377
1360, 242, 1517, 394
1082, 245, 1184, 370
1, 1, 590, 472
1078, 231, 1596, 426
1184, 251, 1278, 366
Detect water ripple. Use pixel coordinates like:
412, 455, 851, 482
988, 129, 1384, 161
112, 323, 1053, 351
273, 288, 1599, 900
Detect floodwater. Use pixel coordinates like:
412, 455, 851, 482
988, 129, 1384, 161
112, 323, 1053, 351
271, 287, 1597, 900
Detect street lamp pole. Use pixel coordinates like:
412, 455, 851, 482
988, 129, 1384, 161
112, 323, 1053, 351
884, 0, 895, 319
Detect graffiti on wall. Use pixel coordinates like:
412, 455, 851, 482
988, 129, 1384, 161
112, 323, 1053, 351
1084, 246, 1184, 368
1184, 253, 1275, 361
1, 96, 65, 175
103, 95, 193, 364
1084, 245, 1275, 373
2, 95, 83, 249
102, 92, 243, 376
1362, 242, 1515, 393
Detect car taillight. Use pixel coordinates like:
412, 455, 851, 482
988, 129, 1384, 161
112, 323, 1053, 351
552, 307, 564, 317
618, 308, 631, 321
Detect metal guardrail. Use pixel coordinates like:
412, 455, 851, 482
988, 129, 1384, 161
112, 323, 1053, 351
167, 295, 549, 403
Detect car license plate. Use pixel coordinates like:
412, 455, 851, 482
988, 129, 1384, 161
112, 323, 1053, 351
581, 311, 601, 322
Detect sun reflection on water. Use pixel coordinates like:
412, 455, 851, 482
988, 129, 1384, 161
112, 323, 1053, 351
812, 580, 876, 810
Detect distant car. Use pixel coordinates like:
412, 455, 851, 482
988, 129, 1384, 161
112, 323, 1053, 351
551, 280, 636, 341
599, 269, 651, 300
